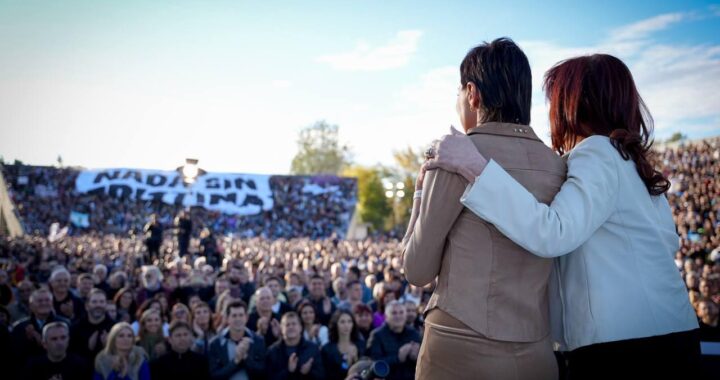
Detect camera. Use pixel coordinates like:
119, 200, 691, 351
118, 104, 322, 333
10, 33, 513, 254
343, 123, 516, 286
346, 359, 389, 380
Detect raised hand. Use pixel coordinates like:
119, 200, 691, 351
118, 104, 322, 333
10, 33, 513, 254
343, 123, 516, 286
300, 357, 314, 375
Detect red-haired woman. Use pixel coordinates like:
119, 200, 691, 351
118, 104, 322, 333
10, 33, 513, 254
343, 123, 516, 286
429, 54, 700, 378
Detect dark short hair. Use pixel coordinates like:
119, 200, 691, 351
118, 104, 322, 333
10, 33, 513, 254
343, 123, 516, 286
88, 288, 107, 300
168, 320, 192, 335
78, 273, 94, 282
310, 275, 324, 282
460, 37, 532, 125
224, 300, 248, 317
281, 311, 301, 324
346, 280, 361, 289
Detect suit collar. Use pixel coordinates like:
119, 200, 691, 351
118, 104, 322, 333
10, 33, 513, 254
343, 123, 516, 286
466, 122, 542, 142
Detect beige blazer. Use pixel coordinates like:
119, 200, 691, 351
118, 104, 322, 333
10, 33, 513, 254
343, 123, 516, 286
403, 122, 567, 342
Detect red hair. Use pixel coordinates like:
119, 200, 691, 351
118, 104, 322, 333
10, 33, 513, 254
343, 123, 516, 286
544, 54, 669, 195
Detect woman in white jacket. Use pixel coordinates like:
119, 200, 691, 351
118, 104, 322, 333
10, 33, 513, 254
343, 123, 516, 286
428, 54, 700, 378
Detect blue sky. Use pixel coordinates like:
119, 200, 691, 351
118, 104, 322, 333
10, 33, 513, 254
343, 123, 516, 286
1, 0, 718, 174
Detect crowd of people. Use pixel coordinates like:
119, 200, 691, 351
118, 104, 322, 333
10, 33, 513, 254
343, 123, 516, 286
0, 137, 717, 379
0, 164, 357, 239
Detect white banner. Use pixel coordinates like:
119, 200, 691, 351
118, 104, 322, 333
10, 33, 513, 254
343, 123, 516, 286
75, 169, 274, 215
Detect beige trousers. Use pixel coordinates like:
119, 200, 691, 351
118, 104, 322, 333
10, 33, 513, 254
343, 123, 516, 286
415, 309, 558, 380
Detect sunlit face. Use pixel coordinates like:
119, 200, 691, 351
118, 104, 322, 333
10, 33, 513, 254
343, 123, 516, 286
120, 292, 133, 308
193, 306, 210, 326
115, 328, 135, 352
266, 280, 281, 298
300, 305, 316, 326
144, 312, 162, 334
43, 326, 69, 358
86, 293, 107, 320
169, 327, 193, 353
386, 304, 406, 331
78, 278, 94, 296
355, 311, 372, 329
51, 273, 70, 293
256, 289, 274, 311
337, 314, 354, 337
226, 306, 247, 332
456, 83, 477, 132
281, 316, 301, 341
31, 291, 53, 316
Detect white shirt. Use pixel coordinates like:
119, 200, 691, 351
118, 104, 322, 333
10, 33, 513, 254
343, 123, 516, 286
461, 135, 697, 351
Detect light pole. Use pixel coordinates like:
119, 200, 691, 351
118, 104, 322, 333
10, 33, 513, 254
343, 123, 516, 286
384, 180, 406, 231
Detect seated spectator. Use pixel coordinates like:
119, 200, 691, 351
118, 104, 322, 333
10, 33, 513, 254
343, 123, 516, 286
366, 301, 421, 380
266, 312, 324, 380
150, 321, 210, 380
93, 322, 150, 380
70, 288, 116, 361
321, 310, 365, 380
208, 300, 266, 380
25, 321, 92, 380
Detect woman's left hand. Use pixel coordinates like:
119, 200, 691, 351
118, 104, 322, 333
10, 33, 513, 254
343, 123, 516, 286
415, 161, 430, 191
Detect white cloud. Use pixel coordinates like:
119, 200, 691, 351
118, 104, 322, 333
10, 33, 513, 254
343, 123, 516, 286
519, 11, 720, 142
609, 13, 685, 42
317, 30, 423, 71
271, 79, 292, 88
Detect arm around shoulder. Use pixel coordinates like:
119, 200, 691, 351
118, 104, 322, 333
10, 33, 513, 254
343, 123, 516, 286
461, 136, 619, 257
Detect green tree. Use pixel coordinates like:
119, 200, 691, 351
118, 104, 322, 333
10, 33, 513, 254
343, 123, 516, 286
666, 132, 686, 143
343, 165, 392, 231
290, 120, 352, 175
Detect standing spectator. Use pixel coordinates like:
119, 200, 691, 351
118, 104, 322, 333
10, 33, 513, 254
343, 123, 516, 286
135, 266, 164, 306
150, 321, 210, 380
8, 279, 34, 323
175, 210, 192, 258
11, 288, 70, 373
114, 288, 137, 323
321, 310, 365, 380
93, 322, 150, 380
338, 281, 364, 311
352, 304, 374, 341
49, 267, 84, 321
208, 300, 266, 380
697, 300, 720, 341
76, 273, 95, 302
136, 309, 167, 361
298, 300, 329, 346
191, 301, 216, 355
70, 289, 115, 361
366, 301, 421, 380
93, 264, 111, 296
307, 275, 335, 326
266, 312, 324, 380
25, 321, 92, 380
247, 287, 281, 347
143, 214, 163, 264
200, 227, 220, 268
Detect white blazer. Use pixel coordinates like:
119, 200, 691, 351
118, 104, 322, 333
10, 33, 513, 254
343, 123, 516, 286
460, 135, 697, 351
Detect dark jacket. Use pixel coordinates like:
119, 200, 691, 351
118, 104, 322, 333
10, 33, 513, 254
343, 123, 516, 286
70, 314, 116, 361
247, 311, 280, 347
266, 338, 324, 380
321, 340, 366, 380
208, 327, 266, 380
366, 324, 421, 380
25, 353, 92, 380
10, 313, 70, 373
150, 349, 210, 380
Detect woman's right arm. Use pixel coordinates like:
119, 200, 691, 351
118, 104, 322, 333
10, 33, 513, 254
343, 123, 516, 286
460, 136, 619, 258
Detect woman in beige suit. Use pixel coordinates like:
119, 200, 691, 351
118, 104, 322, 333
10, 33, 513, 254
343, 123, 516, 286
402, 38, 565, 380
